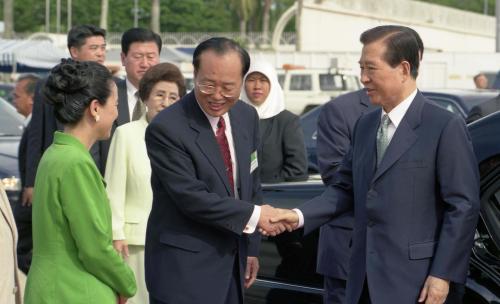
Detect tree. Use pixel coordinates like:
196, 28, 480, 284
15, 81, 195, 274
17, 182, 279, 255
151, 0, 160, 33
262, 0, 272, 41
100, 0, 108, 30
3, 0, 14, 38
229, 0, 258, 37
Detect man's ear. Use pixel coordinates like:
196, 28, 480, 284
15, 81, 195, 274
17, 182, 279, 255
400, 61, 411, 80
69, 46, 79, 59
121, 52, 126, 67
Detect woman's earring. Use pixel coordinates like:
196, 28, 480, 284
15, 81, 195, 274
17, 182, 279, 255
95, 115, 100, 122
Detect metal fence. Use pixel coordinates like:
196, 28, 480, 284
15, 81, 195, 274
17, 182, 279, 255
106, 32, 296, 47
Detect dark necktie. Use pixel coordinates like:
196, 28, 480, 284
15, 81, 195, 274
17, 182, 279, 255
216, 117, 234, 195
131, 92, 144, 121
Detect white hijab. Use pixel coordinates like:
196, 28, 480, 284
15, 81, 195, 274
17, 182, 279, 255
240, 59, 285, 119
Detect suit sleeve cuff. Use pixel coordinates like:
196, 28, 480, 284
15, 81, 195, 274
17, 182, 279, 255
293, 208, 305, 228
243, 205, 261, 234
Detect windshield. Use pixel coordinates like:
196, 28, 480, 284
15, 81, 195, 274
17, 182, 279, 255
0, 97, 24, 136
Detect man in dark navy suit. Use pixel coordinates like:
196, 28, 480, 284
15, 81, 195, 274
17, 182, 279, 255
316, 29, 424, 304
145, 37, 285, 304
11, 74, 39, 274
25, 24, 107, 207
272, 25, 479, 304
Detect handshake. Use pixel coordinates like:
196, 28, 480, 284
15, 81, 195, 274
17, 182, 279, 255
257, 205, 300, 236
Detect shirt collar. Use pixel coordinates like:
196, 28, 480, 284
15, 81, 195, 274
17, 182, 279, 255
382, 88, 418, 128
125, 78, 138, 97
24, 113, 32, 127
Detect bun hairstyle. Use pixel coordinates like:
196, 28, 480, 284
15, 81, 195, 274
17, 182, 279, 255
43, 58, 113, 125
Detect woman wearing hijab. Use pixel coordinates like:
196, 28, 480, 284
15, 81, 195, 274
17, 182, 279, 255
241, 59, 307, 183
105, 63, 186, 304
24, 59, 136, 304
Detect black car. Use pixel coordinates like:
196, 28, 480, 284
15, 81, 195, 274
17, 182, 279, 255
245, 113, 500, 303
301, 89, 499, 172
0, 96, 23, 204
0, 83, 14, 105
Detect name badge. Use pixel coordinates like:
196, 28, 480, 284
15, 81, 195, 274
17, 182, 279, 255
250, 150, 258, 173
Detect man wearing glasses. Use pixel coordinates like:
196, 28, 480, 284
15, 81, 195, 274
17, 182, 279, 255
144, 37, 285, 304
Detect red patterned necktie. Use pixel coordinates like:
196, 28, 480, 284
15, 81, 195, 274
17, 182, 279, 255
216, 117, 234, 195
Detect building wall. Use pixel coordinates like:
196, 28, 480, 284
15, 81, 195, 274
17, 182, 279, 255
251, 50, 500, 89
299, 0, 496, 53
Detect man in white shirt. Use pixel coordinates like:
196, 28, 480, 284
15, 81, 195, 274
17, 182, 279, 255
118, 27, 161, 122
100, 28, 162, 174
270, 25, 480, 304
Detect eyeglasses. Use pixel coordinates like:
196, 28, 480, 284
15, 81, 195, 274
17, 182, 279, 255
196, 82, 238, 98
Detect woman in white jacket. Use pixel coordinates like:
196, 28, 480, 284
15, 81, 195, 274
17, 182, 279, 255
105, 62, 186, 304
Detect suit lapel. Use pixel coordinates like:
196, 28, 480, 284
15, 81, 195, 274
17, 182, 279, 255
358, 110, 379, 183
229, 106, 250, 199
116, 79, 130, 126
372, 92, 424, 182
185, 93, 232, 195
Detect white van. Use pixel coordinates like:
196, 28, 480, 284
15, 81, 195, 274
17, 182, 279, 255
278, 68, 362, 115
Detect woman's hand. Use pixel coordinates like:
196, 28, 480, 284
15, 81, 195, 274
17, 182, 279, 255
117, 294, 128, 304
113, 240, 129, 258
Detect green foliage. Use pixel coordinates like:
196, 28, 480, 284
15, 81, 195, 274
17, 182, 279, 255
10, 0, 493, 34
417, 0, 496, 16
159, 0, 234, 32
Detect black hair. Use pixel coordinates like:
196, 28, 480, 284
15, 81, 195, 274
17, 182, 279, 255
67, 24, 106, 50
360, 25, 421, 79
192, 37, 250, 77
43, 58, 113, 125
17, 74, 40, 96
121, 28, 162, 55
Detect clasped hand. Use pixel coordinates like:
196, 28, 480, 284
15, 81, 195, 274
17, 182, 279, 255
257, 205, 299, 236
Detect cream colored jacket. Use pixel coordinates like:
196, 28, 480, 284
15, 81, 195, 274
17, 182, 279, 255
105, 115, 153, 245
0, 184, 23, 304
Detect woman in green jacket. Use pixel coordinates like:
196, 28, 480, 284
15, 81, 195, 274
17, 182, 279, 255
24, 59, 136, 304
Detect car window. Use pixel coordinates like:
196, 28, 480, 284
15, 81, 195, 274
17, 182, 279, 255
319, 74, 344, 91
344, 75, 361, 90
0, 97, 24, 136
427, 97, 463, 116
278, 74, 285, 88
0, 85, 13, 104
290, 75, 312, 91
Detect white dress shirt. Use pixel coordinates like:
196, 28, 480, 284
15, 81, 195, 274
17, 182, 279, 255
294, 88, 418, 228
196, 101, 261, 234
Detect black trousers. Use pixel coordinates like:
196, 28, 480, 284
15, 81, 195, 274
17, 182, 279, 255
358, 279, 371, 304
324, 276, 347, 304
13, 202, 32, 274
356, 279, 464, 304
149, 256, 242, 304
